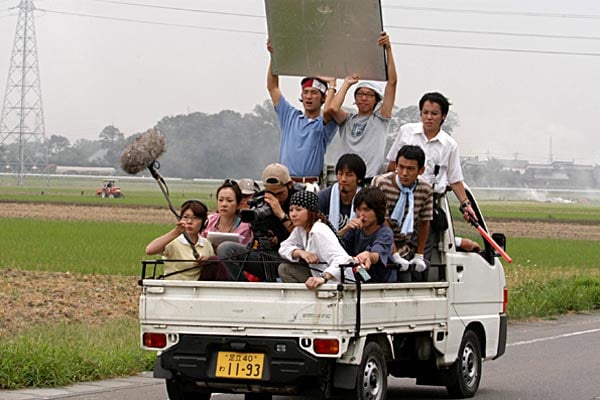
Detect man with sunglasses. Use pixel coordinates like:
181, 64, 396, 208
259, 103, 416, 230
217, 163, 304, 281
325, 31, 397, 183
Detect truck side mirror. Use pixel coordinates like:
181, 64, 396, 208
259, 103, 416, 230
491, 233, 507, 251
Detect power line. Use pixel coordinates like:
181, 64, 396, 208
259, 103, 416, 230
85, 1, 600, 42
386, 24, 600, 42
392, 41, 600, 57
87, 0, 265, 19
36, 8, 265, 35
26, 7, 600, 57
383, 4, 600, 20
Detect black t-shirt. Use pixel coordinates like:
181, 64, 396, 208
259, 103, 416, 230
317, 185, 353, 231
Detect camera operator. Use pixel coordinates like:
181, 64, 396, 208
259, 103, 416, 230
217, 163, 304, 281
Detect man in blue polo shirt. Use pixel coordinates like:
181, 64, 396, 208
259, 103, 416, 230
267, 40, 338, 185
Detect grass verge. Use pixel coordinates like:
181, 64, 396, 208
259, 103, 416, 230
0, 318, 154, 390
508, 274, 600, 319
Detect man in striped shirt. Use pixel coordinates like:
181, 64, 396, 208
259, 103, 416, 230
372, 145, 433, 280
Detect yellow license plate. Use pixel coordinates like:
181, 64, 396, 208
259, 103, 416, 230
215, 351, 265, 380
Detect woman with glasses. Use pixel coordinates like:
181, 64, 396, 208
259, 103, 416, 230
202, 179, 253, 247
146, 200, 230, 281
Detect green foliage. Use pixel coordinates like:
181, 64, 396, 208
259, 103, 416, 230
0, 318, 154, 390
0, 176, 220, 209
509, 276, 600, 319
154, 106, 280, 179
507, 238, 599, 268
504, 238, 600, 319
0, 219, 169, 275
479, 201, 600, 222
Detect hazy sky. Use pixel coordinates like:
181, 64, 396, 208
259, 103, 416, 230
1, 0, 599, 164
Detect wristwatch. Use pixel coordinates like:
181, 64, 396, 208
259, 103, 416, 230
280, 213, 289, 222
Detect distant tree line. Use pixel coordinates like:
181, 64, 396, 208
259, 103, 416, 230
41, 100, 460, 180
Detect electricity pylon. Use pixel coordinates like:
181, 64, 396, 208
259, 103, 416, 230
0, 0, 46, 185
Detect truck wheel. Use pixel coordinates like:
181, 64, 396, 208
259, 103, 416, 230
445, 330, 482, 398
108, 193, 115, 198
355, 342, 387, 400
165, 378, 211, 400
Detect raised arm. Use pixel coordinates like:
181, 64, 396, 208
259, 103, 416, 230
324, 74, 358, 124
266, 40, 282, 107
319, 76, 338, 124
378, 32, 397, 119
146, 222, 185, 255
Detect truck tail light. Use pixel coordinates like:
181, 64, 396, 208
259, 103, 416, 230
502, 287, 508, 314
313, 339, 339, 355
143, 332, 167, 349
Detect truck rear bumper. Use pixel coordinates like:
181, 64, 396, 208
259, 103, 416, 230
155, 334, 330, 392
494, 312, 508, 359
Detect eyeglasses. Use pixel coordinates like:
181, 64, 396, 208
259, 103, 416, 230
181, 215, 202, 222
355, 91, 376, 98
223, 178, 237, 186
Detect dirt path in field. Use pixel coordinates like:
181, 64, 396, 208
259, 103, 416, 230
1, 201, 599, 335
2, 201, 599, 239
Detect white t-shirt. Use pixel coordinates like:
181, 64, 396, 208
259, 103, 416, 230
278, 220, 354, 283
386, 122, 463, 193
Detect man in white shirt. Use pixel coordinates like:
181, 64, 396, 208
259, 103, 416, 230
386, 92, 476, 221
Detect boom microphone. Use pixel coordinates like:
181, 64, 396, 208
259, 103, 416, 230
120, 128, 200, 259
120, 128, 166, 175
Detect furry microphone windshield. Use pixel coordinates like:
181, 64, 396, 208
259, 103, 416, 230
120, 128, 166, 175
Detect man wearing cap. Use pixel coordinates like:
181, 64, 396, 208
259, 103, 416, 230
267, 40, 338, 183
325, 32, 397, 183
238, 178, 261, 210
217, 163, 304, 281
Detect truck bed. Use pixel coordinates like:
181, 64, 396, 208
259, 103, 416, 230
140, 280, 450, 340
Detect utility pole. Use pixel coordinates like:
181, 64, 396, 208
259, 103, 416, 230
0, 0, 46, 185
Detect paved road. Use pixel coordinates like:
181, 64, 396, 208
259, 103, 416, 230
2, 311, 599, 400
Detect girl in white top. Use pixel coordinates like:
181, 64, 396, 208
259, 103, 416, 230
278, 191, 354, 289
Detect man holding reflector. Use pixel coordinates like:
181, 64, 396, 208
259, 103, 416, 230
266, 40, 338, 186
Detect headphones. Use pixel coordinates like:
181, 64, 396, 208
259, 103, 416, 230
180, 199, 209, 231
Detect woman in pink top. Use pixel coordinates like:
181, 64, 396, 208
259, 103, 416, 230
202, 179, 253, 248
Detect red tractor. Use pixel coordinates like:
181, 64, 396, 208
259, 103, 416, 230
96, 179, 124, 198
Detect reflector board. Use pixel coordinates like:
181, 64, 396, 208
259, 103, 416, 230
265, 0, 386, 81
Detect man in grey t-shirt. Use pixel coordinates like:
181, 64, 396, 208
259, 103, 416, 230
325, 31, 397, 182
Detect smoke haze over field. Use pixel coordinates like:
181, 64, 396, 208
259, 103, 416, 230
1, 0, 599, 164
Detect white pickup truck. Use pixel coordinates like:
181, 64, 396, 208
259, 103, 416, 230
139, 188, 508, 400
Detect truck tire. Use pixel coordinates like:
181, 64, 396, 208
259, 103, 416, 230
445, 330, 482, 398
165, 378, 211, 400
354, 342, 387, 400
